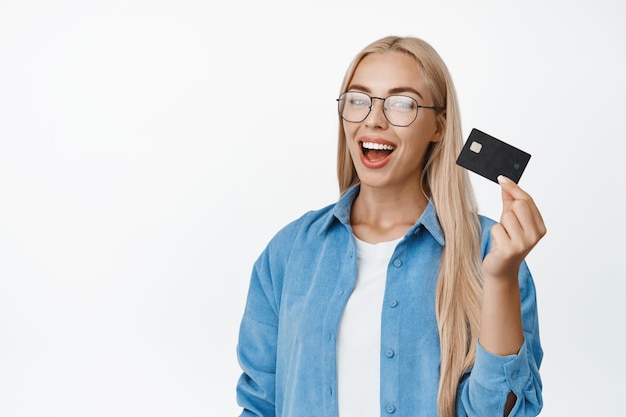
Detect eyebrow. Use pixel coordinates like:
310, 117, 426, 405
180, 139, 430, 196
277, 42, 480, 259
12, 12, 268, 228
347, 84, 425, 100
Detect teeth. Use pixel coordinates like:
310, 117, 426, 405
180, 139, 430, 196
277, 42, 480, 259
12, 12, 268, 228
362, 141, 395, 151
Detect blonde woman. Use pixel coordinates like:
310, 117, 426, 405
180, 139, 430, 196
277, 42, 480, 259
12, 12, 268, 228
236, 36, 546, 417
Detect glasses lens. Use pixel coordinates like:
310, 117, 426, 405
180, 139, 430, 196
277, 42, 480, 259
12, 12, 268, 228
384, 95, 418, 127
338, 92, 371, 123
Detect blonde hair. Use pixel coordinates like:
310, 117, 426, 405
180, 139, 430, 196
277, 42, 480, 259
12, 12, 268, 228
337, 36, 483, 417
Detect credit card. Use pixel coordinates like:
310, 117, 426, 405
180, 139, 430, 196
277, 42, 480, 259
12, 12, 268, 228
456, 128, 531, 183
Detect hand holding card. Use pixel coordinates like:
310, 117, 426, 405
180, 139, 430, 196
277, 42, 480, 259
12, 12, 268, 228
456, 128, 531, 183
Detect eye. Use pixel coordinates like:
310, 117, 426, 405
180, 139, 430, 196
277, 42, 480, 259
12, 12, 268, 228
347, 93, 370, 107
387, 96, 416, 111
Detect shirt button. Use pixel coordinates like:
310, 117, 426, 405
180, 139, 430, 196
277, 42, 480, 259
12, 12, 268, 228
386, 404, 396, 413
385, 349, 395, 358
389, 300, 398, 308
393, 259, 402, 267
511, 370, 519, 380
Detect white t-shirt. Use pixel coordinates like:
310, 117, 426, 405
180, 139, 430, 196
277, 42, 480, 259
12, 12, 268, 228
336, 235, 401, 417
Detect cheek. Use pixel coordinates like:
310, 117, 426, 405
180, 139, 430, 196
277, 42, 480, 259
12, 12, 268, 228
343, 125, 361, 155
343, 126, 361, 161
343, 122, 356, 141
413, 120, 439, 143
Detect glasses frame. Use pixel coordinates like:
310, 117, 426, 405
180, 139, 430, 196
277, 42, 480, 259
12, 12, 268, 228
336, 91, 442, 127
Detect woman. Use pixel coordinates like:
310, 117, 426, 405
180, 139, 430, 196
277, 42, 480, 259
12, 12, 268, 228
236, 36, 545, 417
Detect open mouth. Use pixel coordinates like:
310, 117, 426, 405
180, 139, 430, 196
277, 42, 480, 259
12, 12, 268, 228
361, 141, 396, 163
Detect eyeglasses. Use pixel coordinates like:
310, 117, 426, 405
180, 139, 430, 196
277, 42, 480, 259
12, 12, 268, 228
336, 91, 441, 127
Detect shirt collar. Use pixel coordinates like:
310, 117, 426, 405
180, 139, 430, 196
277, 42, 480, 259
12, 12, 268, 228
319, 184, 445, 246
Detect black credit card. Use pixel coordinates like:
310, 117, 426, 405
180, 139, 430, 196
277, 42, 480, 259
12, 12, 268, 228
456, 128, 531, 184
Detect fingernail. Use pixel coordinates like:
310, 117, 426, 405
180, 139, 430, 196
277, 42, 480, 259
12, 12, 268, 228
497, 175, 510, 184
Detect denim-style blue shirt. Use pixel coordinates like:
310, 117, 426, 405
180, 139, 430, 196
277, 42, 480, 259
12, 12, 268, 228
236, 185, 543, 416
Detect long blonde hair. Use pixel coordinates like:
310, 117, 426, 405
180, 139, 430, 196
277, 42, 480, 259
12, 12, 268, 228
337, 36, 483, 417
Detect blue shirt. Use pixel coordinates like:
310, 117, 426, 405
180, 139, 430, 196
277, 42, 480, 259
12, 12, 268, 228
236, 185, 543, 416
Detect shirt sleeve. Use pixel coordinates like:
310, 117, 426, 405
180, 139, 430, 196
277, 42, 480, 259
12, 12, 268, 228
236, 245, 281, 417
456, 261, 543, 416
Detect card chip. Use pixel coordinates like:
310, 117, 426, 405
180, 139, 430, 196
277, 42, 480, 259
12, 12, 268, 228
469, 141, 482, 153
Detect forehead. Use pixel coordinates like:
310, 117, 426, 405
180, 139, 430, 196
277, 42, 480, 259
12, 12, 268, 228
349, 51, 428, 95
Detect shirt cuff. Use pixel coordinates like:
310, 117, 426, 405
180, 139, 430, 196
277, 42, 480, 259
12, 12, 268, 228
473, 339, 531, 393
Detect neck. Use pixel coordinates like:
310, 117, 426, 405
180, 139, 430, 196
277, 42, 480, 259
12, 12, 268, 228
351, 182, 429, 243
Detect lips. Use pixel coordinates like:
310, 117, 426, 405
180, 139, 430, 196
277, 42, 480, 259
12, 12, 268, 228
360, 140, 396, 168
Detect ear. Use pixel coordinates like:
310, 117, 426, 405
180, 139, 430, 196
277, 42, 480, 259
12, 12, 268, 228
431, 110, 446, 143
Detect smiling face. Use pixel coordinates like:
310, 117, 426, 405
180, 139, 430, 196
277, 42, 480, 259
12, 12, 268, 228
343, 51, 441, 193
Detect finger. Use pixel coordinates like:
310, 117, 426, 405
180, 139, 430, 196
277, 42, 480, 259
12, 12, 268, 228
489, 222, 510, 251
497, 199, 545, 252
498, 176, 518, 213
507, 199, 540, 234
499, 210, 525, 244
497, 175, 532, 201
489, 222, 525, 263
497, 176, 547, 248
506, 194, 546, 239
497, 175, 545, 227
502, 213, 540, 260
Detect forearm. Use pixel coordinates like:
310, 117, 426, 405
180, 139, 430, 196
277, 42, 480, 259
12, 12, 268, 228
478, 272, 524, 416
478, 273, 524, 356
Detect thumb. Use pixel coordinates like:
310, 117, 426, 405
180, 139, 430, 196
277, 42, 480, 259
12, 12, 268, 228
498, 175, 515, 211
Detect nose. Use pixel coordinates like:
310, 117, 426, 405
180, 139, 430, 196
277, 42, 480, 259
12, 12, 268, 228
364, 97, 388, 128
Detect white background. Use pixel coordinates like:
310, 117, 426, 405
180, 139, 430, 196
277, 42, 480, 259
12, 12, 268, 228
1, 0, 624, 416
